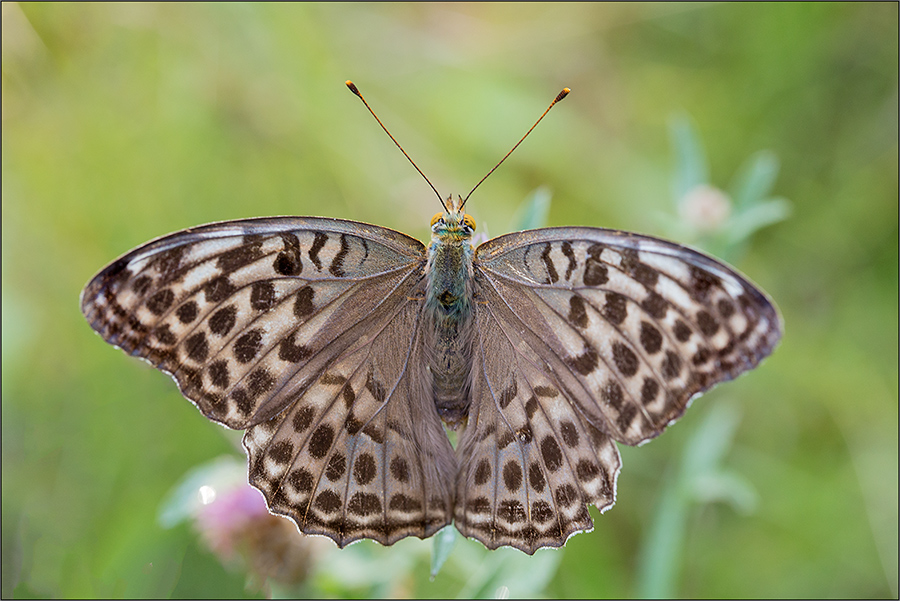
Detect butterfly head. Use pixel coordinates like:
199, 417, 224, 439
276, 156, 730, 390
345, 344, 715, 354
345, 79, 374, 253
431, 195, 476, 243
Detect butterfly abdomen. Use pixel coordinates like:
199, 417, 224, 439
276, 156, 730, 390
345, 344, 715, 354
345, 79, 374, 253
425, 228, 476, 427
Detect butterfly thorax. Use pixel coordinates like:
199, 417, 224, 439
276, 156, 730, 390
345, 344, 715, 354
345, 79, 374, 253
424, 199, 477, 427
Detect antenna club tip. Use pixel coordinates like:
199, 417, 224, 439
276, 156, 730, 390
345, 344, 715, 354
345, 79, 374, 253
556, 88, 570, 102
346, 81, 361, 96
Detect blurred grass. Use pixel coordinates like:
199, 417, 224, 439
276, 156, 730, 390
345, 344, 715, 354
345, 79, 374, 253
2, 2, 897, 598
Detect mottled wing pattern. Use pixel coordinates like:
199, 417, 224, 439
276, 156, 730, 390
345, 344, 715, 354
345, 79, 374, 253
455, 227, 781, 552
81, 217, 456, 545
243, 288, 458, 546
455, 284, 622, 553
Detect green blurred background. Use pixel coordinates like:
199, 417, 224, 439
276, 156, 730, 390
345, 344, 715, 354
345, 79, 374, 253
2, 3, 897, 598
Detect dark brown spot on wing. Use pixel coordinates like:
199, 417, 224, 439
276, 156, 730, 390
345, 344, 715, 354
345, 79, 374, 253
146, 289, 175, 315
246, 368, 275, 399
554, 483, 577, 508
279, 334, 311, 363
561, 241, 576, 280
234, 329, 263, 363
641, 291, 667, 319
474, 459, 491, 485
209, 305, 237, 336
640, 321, 663, 354
603, 292, 628, 325
308, 232, 328, 270
389, 494, 421, 512
231, 388, 253, 415
294, 286, 315, 318
154, 324, 177, 345
617, 404, 637, 432
532, 500, 553, 523
503, 460, 522, 492
132, 275, 153, 296
673, 319, 691, 342
498, 500, 525, 523
516, 424, 533, 444
154, 246, 186, 279
325, 453, 346, 481
185, 332, 209, 362
292, 406, 315, 432
497, 430, 516, 450
362, 422, 385, 444
560, 421, 579, 447
218, 238, 264, 272
366, 371, 387, 403
175, 301, 199, 324
622, 249, 659, 288
641, 378, 659, 404
690, 266, 720, 301
697, 310, 720, 336
612, 341, 639, 377
308, 424, 335, 459
541, 243, 559, 284
717, 298, 735, 318
534, 386, 558, 397
353, 453, 377, 485
345, 414, 363, 435
540, 436, 563, 472
390, 457, 410, 483
467, 497, 490, 515
662, 351, 682, 380
205, 276, 236, 303
498, 379, 517, 409
320, 373, 347, 385
602, 381, 624, 409
525, 396, 539, 419
576, 459, 599, 481
329, 234, 350, 277
566, 344, 599, 375
250, 282, 276, 311
208, 359, 229, 388
693, 347, 712, 365
568, 295, 588, 329
289, 468, 314, 493
583, 243, 608, 286
332, 384, 352, 410
315, 490, 341, 513
267, 441, 293, 464
529, 462, 546, 492
274, 233, 303, 276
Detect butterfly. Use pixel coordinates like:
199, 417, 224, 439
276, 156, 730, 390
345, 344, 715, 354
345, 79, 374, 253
80, 84, 782, 554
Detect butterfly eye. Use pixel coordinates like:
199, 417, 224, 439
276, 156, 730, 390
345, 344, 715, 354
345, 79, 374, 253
431, 213, 444, 227
463, 215, 476, 231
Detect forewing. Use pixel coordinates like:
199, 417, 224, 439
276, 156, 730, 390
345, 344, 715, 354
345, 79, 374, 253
474, 227, 781, 446
80, 216, 427, 429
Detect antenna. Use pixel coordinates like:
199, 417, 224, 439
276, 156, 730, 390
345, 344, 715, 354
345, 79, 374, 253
461, 87, 569, 210
346, 81, 446, 211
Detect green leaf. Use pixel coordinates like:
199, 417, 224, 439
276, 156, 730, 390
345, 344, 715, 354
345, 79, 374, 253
725, 197, 792, 246
430, 526, 458, 579
669, 114, 710, 203
512, 186, 552, 231
730, 150, 781, 209
636, 402, 754, 598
